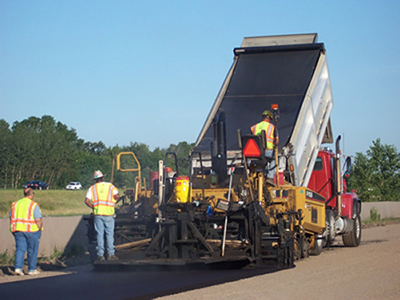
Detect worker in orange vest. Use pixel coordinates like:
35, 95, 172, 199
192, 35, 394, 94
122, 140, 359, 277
85, 170, 120, 261
250, 110, 279, 186
10, 188, 43, 276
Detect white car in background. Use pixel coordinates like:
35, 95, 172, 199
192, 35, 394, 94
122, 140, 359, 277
66, 182, 82, 190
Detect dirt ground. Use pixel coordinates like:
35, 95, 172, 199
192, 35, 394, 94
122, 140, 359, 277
159, 222, 400, 300
1, 222, 400, 300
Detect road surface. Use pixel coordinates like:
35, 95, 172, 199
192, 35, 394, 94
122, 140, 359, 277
1, 224, 399, 300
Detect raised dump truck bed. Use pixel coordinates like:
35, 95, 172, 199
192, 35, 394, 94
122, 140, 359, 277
193, 33, 333, 187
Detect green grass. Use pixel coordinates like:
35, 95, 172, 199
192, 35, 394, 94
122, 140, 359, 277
369, 206, 381, 222
0, 189, 92, 218
0, 249, 14, 266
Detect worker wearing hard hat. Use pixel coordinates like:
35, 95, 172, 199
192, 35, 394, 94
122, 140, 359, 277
250, 110, 279, 185
85, 170, 120, 261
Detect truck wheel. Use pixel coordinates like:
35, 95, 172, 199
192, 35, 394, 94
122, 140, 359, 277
310, 234, 323, 256
342, 214, 362, 247
326, 209, 336, 246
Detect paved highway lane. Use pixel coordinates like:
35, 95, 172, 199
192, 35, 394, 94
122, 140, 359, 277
0, 264, 279, 299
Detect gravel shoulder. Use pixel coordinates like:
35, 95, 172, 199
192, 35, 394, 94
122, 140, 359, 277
158, 222, 400, 299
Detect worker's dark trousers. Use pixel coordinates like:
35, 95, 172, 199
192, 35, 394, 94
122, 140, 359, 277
94, 215, 115, 257
13, 230, 41, 272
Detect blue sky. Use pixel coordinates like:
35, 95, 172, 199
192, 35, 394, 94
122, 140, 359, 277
1, 1, 399, 157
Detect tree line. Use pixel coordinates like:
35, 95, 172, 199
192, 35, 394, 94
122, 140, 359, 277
0, 116, 193, 190
1, 116, 399, 202
348, 138, 400, 202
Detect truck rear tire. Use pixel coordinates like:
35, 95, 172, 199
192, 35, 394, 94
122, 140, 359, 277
342, 214, 361, 247
326, 209, 336, 246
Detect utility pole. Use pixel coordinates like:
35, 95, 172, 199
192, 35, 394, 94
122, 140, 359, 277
111, 158, 115, 183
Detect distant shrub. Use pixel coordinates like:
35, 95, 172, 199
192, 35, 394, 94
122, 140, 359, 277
370, 207, 381, 222
0, 249, 15, 266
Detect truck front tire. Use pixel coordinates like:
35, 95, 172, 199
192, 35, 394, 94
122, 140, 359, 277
342, 214, 361, 247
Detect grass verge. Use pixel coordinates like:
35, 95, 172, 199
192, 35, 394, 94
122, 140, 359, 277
0, 189, 91, 218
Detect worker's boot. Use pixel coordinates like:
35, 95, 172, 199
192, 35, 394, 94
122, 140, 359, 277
28, 269, 40, 275
14, 268, 24, 276
96, 256, 105, 261
108, 255, 119, 261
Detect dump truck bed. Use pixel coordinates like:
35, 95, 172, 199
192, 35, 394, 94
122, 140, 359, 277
193, 34, 333, 187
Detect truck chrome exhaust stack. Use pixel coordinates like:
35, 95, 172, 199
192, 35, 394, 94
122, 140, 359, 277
335, 136, 342, 219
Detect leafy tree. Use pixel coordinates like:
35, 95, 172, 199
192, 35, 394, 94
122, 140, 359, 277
0, 116, 83, 188
0, 120, 12, 188
0, 115, 196, 190
79, 152, 112, 188
348, 138, 400, 202
167, 141, 194, 176
82, 141, 107, 155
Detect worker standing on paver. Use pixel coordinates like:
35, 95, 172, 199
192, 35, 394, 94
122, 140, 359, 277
250, 110, 279, 186
10, 188, 43, 276
85, 170, 120, 261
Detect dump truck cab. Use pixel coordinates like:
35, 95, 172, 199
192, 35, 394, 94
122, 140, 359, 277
308, 145, 362, 247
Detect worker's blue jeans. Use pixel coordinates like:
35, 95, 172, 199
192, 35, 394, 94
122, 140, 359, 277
94, 215, 115, 257
13, 230, 41, 272
265, 149, 276, 179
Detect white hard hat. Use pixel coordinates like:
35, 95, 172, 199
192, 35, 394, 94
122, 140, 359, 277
93, 170, 104, 179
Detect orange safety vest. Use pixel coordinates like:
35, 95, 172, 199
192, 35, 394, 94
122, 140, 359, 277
250, 120, 275, 149
90, 182, 118, 216
10, 198, 40, 232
